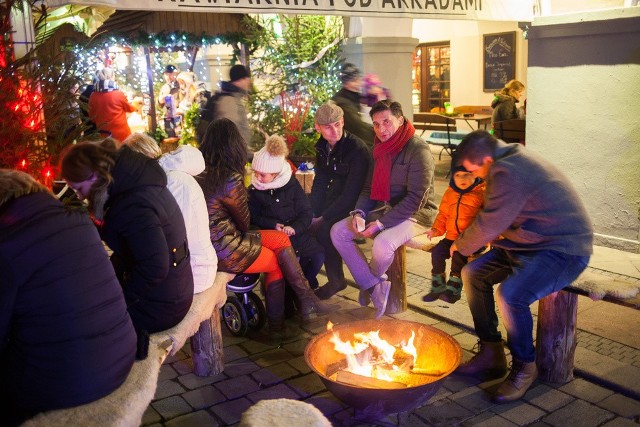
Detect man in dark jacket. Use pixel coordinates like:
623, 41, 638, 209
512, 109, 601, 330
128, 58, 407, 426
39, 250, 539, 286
311, 102, 372, 300
332, 63, 375, 148
331, 100, 438, 318
451, 131, 593, 403
0, 169, 136, 425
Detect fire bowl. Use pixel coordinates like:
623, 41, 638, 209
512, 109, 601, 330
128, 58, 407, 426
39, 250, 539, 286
304, 318, 461, 419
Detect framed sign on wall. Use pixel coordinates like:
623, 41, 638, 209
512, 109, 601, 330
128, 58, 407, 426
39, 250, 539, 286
483, 31, 516, 92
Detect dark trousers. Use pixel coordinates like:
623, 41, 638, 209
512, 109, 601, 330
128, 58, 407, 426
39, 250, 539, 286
299, 251, 325, 289
431, 238, 468, 276
315, 219, 346, 286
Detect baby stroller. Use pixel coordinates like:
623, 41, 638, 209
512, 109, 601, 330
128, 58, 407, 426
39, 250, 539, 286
221, 273, 266, 336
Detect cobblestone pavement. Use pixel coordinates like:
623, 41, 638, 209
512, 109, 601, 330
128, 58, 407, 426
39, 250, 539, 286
142, 280, 640, 426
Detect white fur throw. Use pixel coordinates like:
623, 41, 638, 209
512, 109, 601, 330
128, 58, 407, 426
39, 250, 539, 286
239, 399, 332, 427
570, 269, 640, 301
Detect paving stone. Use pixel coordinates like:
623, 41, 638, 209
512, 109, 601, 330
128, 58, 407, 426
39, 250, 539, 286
210, 397, 253, 425
164, 409, 220, 427
178, 372, 227, 390
182, 385, 226, 409
215, 375, 261, 400
559, 378, 615, 403
246, 382, 301, 402
450, 385, 497, 413
221, 357, 261, 377
490, 400, 546, 425
287, 355, 313, 374
158, 364, 179, 381
462, 411, 518, 427
542, 399, 615, 426
221, 333, 246, 347
251, 362, 300, 387
171, 359, 194, 376
413, 398, 475, 426
154, 379, 187, 400
151, 395, 193, 420
281, 336, 311, 356
239, 337, 274, 355
427, 383, 454, 403
222, 345, 249, 363
602, 417, 640, 426
250, 347, 293, 367
141, 405, 162, 426
597, 393, 640, 418
523, 383, 575, 412
287, 373, 327, 398
305, 391, 348, 417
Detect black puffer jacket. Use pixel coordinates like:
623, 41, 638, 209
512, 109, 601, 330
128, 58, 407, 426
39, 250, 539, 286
248, 176, 322, 257
102, 146, 194, 333
0, 187, 136, 419
198, 169, 262, 273
311, 130, 372, 224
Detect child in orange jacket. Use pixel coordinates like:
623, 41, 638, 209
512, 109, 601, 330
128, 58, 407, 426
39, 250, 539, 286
422, 165, 485, 303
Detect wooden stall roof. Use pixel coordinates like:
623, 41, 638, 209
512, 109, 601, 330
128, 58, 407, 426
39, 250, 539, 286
95, 10, 246, 37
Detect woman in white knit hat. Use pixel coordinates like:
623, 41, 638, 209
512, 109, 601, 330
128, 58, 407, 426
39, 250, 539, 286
249, 135, 325, 322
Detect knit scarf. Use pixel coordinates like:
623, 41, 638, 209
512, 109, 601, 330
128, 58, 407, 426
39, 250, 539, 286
371, 120, 415, 202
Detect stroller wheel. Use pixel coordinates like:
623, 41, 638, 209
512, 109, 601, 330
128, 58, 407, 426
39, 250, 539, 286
221, 295, 248, 336
244, 291, 266, 331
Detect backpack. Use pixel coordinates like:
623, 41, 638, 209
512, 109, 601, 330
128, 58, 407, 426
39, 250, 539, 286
196, 91, 231, 143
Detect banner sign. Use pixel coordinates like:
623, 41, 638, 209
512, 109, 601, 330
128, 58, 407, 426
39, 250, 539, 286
46, 0, 533, 22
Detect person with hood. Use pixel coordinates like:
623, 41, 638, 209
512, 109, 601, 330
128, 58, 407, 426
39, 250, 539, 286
331, 100, 438, 319
332, 63, 375, 148
248, 134, 325, 290
197, 118, 336, 344
421, 164, 485, 304
60, 138, 194, 359
124, 134, 220, 298
198, 64, 253, 149
491, 79, 525, 125
0, 169, 136, 425
176, 71, 198, 115
88, 67, 136, 144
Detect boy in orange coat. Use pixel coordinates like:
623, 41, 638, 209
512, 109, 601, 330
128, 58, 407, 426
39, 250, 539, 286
422, 165, 485, 303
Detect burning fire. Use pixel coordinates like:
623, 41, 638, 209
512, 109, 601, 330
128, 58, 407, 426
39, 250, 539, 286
326, 321, 438, 387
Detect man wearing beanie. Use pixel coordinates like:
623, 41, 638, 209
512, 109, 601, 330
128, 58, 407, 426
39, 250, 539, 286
331, 63, 375, 148
198, 64, 253, 152
310, 101, 372, 300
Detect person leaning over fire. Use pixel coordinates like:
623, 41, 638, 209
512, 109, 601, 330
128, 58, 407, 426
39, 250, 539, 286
330, 99, 438, 318
450, 130, 593, 403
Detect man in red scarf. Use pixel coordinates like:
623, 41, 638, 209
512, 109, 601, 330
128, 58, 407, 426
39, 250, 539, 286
330, 100, 438, 318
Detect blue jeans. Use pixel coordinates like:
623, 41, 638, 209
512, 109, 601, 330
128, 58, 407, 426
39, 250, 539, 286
331, 217, 427, 291
462, 247, 590, 362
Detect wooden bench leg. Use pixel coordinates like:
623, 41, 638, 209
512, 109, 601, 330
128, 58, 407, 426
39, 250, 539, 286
385, 246, 407, 314
190, 309, 224, 376
535, 290, 578, 383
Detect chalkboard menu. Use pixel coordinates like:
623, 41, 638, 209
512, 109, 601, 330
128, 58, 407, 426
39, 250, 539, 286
483, 32, 516, 92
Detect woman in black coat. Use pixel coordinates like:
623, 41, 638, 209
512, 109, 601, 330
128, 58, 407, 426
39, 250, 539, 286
0, 169, 136, 425
61, 139, 194, 358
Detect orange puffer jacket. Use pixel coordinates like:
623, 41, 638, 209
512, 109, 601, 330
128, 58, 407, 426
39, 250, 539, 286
432, 181, 485, 240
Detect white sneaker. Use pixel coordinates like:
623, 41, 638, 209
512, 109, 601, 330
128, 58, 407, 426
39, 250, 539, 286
371, 280, 391, 319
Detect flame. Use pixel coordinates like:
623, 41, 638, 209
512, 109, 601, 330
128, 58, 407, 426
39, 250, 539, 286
328, 324, 418, 383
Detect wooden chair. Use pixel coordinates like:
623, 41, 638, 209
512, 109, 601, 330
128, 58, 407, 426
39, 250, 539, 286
413, 112, 468, 159
493, 119, 526, 145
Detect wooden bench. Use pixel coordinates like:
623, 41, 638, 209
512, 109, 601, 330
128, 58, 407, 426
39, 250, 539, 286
536, 268, 639, 383
493, 119, 526, 145
413, 112, 468, 159
23, 271, 235, 427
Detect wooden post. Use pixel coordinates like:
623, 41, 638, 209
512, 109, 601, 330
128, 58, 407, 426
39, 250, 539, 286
535, 290, 578, 383
385, 246, 407, 314
190, 309, 224, 376
143, 47, 157, 133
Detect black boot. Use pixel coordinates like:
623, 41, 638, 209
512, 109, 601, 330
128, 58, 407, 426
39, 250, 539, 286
455, 340, 508, 380
265, 279, 299, 345
276, 246, 338, 321
315, 280, 347, 300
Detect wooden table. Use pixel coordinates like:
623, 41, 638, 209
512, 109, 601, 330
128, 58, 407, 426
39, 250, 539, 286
452, 114, 492, 130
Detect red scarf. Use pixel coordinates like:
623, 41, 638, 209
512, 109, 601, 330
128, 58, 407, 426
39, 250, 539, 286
371, 120, 415, 202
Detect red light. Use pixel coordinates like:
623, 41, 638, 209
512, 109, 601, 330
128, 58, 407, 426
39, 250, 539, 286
20, 159, 27, 168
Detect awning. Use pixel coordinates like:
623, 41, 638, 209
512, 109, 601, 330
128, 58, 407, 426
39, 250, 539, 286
46, 0, 534, 22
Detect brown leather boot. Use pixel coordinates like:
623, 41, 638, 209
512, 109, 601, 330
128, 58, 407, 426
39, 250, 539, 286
455, 340, 508, 380
265, 280, 299, 345
276, 246, 338, 321
492, 359, 538, 403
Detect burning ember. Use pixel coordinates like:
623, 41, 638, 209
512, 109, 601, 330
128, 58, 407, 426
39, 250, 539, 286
325, 321, 447, 389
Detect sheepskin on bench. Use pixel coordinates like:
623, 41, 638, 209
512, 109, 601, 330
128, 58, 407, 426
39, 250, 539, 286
569, 268, 640, 302
21, 271, 235, 427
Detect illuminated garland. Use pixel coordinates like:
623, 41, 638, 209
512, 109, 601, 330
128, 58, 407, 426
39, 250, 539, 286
89, 30, 250, 51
